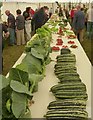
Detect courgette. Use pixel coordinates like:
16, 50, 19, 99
57, 73, 79, 79
50, 86, 86, 93
54, 65, 77, 70
55, 62, 76, 67
48, 100, 86, 110
48, 99, 86, 107
56, 54, 75, 58
57, 56, 76, 60
45, 109, 88, 119
57, 59, 76, 62
61, 48, 71, 54
55, 69, 77, 75
50, 82, 86, 91
54, 93, 88, 100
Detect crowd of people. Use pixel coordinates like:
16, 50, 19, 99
70, 4, 93, 41
55, 3, 93, 41
2, 3, 93, 48
1, 3, 93, 74
2, 6, 50, 47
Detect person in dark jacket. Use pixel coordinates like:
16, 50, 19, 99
16, 9, 25, 45
5, 10, 16, 45
72, 5, 85, 42
31, 6, 49, 36
0, 23, 9, 73
2, 23, 9, 49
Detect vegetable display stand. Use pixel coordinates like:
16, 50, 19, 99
2, 14, 92, 119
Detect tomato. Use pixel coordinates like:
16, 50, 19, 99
70, 45, 78, 48
68, 41, 75, 44
62, 45, 68, 48
68, 35, 76, 39
52, 46, 60, 51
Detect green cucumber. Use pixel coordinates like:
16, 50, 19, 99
55, 70, 77, 75
50, 83, 86, 92
51, 87, 86, 93
57, 59, 76, 62
48, 99, 86, 110
57, 73, 79, 79
57, 57, 76, 61
45, 109, 88, 119
57, 76, 80, 80
54, 66, 77, 70
54, 94, 88, 100
48, 99, 86, 107
54, 91, 87, 96
47, 106, 86, 110
56, 54, 75, 58
61, 48, 71, 54
55, 62, 76, 67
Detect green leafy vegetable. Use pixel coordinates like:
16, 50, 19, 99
29, 74, 44, 93
10, 80, 33, 97
9, 68, 29, 87
25, 34, 40, 52
22, 53, 43, 74
11, 91, 27, 118
1, 86, 14, 119
31, 48, 44, 60
16, 62, 28, 73
0, 75, 10, 90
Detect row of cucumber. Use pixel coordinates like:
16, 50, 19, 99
45, 48, 88, 120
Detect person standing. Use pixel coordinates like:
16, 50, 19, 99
49, 8, 53, 18
55, 7, 59, 14
70, 6, 77, 25
16, 9, 25, 46
64, 8, 70, 19
23, 7, 32, 41
0, 23, 9, 73
86, 4, 93, 40
72, 5, 85, 42
29, 7, 35, 18
31, 6, 49, 36
5, 10, 16, 46
58, 7, 63, 17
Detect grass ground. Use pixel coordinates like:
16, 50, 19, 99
2, 32, 93, 76
2, 40, 25, 75
80, 35, 93, 65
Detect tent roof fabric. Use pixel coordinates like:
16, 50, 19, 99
3, 0, 93, 3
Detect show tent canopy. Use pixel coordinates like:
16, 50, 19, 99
3, 0, 93, 3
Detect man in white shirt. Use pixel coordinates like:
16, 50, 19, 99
86, 4, 93, 40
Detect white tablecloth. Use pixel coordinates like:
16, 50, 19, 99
6, 24, 92, 119
30, 32, 92, 118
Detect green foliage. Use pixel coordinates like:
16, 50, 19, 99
1, 86, 15, 119
25, 34, 40, 52
22, 53, 43, 74
1, 76, 33, 119
31, 48, 44, 61
0, 2, 2, 8
1, 23, 52, 119
11, 91, 27, 118
10, 81, 32, 97
36, 26, 52, 40
29, 74, 44, 93
9, 68, 29, 87
0, 75, 10, 90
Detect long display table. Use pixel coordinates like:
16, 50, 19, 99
6, 22, 92, 119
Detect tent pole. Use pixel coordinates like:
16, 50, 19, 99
52, 3, 54, 13
39, 3, 40, 8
